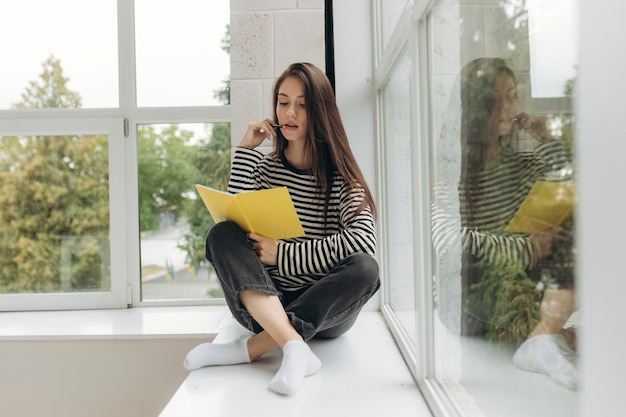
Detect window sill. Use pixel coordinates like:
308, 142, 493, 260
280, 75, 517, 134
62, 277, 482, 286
0, 305, 229, 341
160, 311, 432, 417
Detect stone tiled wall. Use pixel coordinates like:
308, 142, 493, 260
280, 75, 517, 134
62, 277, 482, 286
229, 0, 326, 149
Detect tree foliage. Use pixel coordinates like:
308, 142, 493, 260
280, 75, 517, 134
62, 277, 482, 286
468, 259, 542, 344
0, 56, 109, 293
138, 124, 198, 231
179, 122, 230, 267
13, 55, 81, 110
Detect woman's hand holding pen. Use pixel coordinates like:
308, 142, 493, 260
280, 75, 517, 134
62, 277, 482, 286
515, 112, 554, 142
248, 232, 278, 266
239, 119, 277, 149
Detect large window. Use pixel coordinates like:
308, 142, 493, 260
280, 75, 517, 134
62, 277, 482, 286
0, 0, 230, 310
375, 0, 579, 416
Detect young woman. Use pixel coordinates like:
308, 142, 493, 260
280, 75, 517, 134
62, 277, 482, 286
183, 62, 380, 395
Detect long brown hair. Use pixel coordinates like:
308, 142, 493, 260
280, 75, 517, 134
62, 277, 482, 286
271, 62, 376, 220
460, 57, 518, 175
459, 57, 518, 227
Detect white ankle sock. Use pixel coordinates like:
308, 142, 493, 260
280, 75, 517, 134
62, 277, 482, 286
268, 340, 321, 395
513, 334, 578, 389
183, 335, 251, 371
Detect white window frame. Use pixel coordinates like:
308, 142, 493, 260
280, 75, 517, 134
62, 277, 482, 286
374, 0, 465, 415
0, 116, 128, 310
373, 0, 414, 361
0, 0, 230, 311
374, 0, 427, 352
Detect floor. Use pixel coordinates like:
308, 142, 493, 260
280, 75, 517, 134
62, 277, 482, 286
159, 311, 433, 417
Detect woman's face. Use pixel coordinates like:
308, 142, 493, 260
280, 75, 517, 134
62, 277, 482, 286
276, 76, 309, 144
491, 72, 517, 136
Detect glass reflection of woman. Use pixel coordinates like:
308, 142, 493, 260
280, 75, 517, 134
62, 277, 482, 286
455, 57, 577, 388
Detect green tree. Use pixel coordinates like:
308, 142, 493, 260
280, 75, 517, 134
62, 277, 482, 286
13, 55, 81, 109
0, 56, 110, 293
180, 123, 231, 267
137, 124, 198, 231
180, 25, 231, 268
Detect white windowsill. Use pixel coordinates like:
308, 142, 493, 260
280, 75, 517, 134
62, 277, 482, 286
160, 311, 432, 417
0, 305, 229, 341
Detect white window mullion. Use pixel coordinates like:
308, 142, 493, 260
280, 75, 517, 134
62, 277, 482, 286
117, 0, 141, 306
117, 0, 137, 113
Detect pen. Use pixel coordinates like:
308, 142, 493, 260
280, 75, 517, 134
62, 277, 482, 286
260, 124, 286, 134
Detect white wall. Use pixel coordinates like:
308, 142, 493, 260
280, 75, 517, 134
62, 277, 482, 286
578, 0, 626, 415
332, 1, 377, 197
332, 1, 378, 311
0, 338, 205, 417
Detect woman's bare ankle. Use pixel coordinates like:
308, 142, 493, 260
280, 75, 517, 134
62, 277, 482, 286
248, 332, 280, 361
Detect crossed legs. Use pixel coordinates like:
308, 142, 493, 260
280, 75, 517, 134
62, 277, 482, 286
183, 222, 379, 395
239, 290, 321, 395
183, 291, 321, 395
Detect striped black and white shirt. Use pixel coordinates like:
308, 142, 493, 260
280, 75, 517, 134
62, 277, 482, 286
432, 140, 569, 270
228, 146, 377, 291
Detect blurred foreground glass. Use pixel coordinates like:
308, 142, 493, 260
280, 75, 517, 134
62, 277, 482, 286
138, 123, 230, 301
0, 134, 111, 294
428, 0, 579, 415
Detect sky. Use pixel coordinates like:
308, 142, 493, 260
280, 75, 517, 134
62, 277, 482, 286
527, 0, 578, 97
0, 0, 230, 109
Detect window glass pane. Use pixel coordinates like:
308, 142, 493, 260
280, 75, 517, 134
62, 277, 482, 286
138, 122, 230, 301
429, 0, 578, 415
378, 0, 409, 50
0, 133, 111, 294
134, 0, 230, 107
382, 52, 416, 346
0, 0, 118, 109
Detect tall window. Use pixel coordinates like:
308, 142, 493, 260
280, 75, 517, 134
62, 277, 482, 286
375, 0, 579, 416
0, 0, 230, 310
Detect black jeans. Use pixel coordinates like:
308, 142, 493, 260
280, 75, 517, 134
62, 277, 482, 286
206, 221, 380, 341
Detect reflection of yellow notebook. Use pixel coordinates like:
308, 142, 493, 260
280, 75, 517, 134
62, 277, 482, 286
195, 184, 305, 240
505, 181, 576, 233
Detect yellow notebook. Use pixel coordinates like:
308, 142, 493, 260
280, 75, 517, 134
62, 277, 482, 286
195, 184, 305, 240
505, 180, 576, 233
